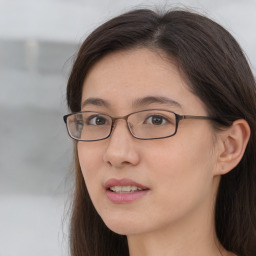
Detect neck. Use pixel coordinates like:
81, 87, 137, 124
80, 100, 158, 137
127, 212, 221, 256
127, 177, 233, 256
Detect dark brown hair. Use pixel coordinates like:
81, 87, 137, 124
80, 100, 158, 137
66, 8, 256, 256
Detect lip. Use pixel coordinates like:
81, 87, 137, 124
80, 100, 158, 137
104, 178, 149, 204
104, 178, 148, 190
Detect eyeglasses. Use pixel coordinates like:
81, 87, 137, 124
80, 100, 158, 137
63, 109, 217, 141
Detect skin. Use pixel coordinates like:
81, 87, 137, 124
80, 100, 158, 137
77, 48, 242, 256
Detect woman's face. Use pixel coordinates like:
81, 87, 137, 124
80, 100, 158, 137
77, 48, 220, 236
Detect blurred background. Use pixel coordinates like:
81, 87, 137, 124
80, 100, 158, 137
0, 0, 255, 255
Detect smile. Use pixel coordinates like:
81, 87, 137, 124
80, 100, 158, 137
109, 186, 143, 193
105, 178, 149, 203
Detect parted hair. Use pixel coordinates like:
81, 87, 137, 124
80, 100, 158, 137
66, 8, 256, 256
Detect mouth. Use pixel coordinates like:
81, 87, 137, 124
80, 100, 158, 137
104, 178, 149, 203
109, 185, 144, 193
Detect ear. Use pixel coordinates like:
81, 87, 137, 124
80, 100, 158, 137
214, 119, 251, 176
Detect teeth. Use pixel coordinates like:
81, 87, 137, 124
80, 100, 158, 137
109, 186, 143, 193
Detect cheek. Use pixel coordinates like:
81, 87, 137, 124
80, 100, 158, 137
144, 128, 217, 205
146, 130, 215, 173
77, 142, 103, 191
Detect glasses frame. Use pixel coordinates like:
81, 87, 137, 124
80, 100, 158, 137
63, 109, 218, 142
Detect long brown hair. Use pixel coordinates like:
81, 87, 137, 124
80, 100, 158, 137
66, 8, 256, 256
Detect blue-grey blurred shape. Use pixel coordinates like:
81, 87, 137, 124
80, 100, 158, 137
0, 39, 77, 195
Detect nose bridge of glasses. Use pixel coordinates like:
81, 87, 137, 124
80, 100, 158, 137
111, 115, 133, 136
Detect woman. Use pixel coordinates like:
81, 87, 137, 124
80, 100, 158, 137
63, 8, 256, 256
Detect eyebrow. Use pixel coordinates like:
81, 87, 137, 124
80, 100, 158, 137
81, 98, 111, 108
81, 96, 182, 109
132, 96, 182, 109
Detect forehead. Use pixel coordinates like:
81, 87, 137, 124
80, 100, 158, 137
81, 48, 206, 115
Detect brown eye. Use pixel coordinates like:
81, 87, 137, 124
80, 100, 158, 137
86, 115, 107, 125
144, 115, 167, 125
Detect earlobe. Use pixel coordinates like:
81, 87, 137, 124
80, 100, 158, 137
215, 119, 251, 175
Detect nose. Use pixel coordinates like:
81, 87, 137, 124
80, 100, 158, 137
103, 119, 140, 168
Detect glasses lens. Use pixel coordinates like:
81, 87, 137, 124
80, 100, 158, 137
128, 110, 176, 139
66, 112, 112, 141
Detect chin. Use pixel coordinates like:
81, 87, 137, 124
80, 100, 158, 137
101, 215, 144, 236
